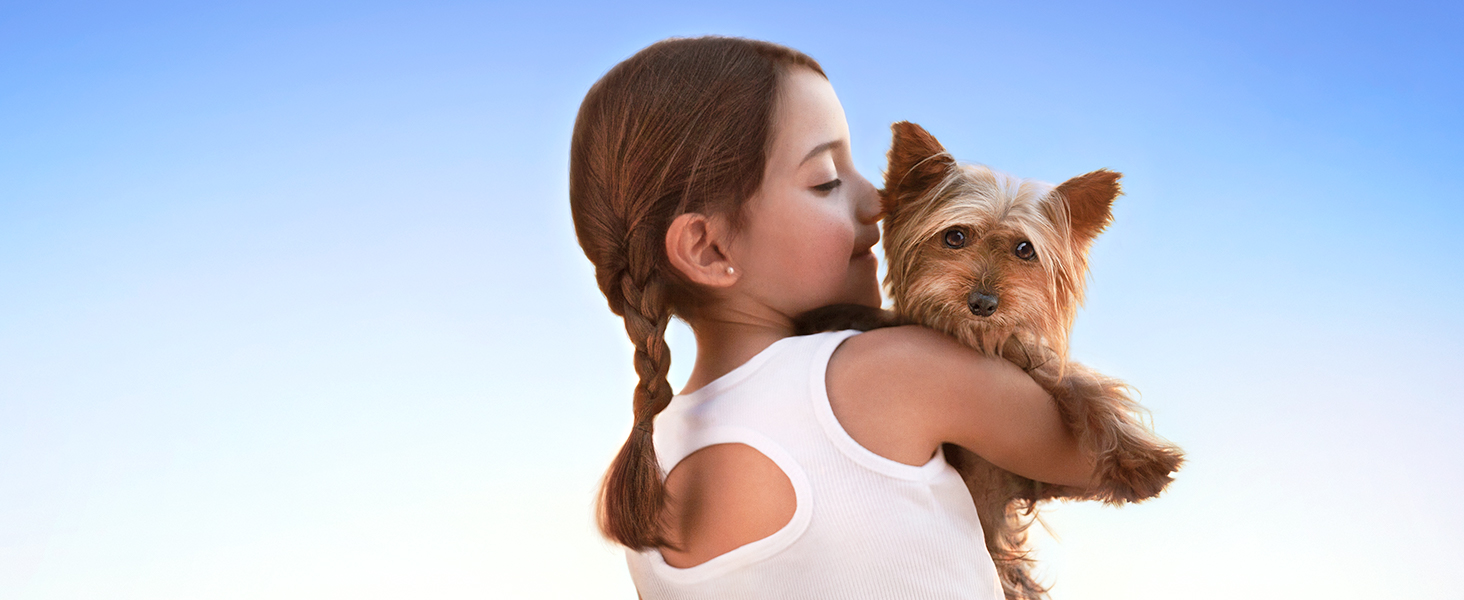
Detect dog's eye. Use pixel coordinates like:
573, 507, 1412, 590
1014, 241, 1036, 260
943, 228, 966, 249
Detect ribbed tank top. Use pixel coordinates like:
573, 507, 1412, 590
626, 330, 1004, 599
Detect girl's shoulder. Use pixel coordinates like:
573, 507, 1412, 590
827, 324, 1049, 466
827, 325, 972, 466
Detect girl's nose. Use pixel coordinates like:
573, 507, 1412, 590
852, 173, 882, 224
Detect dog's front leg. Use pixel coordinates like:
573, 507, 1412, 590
1004, 343, 1184, 504
792, 303, 905, 335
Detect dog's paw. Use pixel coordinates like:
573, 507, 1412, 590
1093, 439, 1185, 503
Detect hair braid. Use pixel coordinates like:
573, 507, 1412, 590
623, 277, 674, 419
599, 272, 675, 548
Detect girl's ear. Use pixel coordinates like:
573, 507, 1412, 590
665, 212, 739, 287
1053, 169, 1122, 247
883, 121, 955, 219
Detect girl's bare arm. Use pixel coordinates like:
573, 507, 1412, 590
827, 325, 1095, 487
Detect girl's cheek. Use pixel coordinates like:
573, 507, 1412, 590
817, 231, 854, 275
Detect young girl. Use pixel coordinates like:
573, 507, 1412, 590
570, 36, 1095, 599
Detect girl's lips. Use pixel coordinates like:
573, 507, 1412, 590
852, 248, 876, 261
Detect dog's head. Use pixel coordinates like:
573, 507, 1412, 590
879, 121, 1121, 359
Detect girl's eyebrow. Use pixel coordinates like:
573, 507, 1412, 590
799, 140, 845, 166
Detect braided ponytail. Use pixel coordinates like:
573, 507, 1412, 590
569, 36, 825, 549
601, 276, 675, 546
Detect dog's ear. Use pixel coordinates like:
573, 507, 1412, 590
1054, 169, 1122, 246
883, 121, 955, 218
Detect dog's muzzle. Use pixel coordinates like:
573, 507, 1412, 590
968, 288, 999, 317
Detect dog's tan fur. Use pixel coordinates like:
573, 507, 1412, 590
800, 121, 1184, 599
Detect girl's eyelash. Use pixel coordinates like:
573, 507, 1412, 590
812, 178, 842, 193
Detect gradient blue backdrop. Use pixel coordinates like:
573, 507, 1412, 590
2, 1, 1460, 598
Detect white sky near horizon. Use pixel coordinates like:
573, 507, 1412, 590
2, 1, 1462, 598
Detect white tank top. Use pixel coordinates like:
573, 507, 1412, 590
626, 330, 1004, 599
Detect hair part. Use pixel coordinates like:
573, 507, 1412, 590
569, 36, 824, 549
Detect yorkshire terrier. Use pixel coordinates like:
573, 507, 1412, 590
798, 121, 1184, 600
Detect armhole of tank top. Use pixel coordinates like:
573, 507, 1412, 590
810, 329, 950, 480
637, 426, 813, 585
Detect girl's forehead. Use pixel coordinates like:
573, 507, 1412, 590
769, 69, 848, 168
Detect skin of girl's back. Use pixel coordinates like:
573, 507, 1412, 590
569, 36, 1092, 597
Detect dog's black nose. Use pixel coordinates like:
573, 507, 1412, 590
968, 289, 999, 317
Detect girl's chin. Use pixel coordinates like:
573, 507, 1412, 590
852, 253, 879, 282
843, 272, 882, 308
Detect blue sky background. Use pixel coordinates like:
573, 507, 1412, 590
2, 1, 1461, 598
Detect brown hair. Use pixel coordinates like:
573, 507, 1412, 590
569, 36, 824, 549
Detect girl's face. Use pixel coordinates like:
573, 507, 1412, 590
726, 67, 883, 320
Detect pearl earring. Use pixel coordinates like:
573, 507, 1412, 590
725, 266, 735, 275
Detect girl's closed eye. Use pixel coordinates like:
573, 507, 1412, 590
811, 178, 842, 193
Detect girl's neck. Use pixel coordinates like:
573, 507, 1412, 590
680, 310, 795, 396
